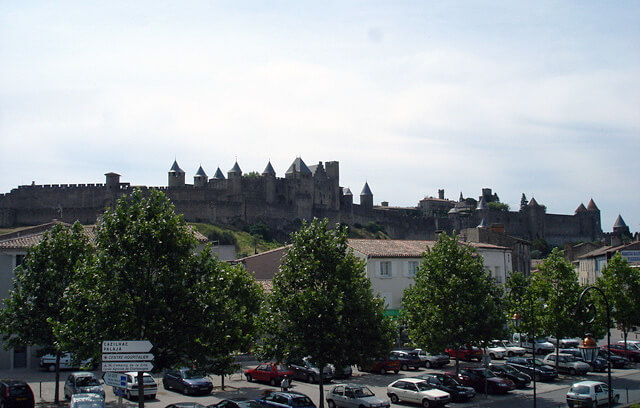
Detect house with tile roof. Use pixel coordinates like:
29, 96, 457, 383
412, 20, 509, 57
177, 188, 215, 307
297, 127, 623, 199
577, 240, 640, 285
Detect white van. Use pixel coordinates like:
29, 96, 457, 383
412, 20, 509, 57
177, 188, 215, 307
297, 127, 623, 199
39, 353, 94, 372
511, 333, 554, 354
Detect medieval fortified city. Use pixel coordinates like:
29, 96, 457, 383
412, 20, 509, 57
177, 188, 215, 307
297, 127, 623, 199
2, 2, 640, 408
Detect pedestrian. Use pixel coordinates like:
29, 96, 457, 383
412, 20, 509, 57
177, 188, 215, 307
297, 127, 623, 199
280, 376, 290, 392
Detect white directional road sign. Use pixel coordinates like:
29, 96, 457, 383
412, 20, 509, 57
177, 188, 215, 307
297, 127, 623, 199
102, 362, 154, 372
102, 341, 153, 353
103, 372, 128, 388
102, 353, 154, 362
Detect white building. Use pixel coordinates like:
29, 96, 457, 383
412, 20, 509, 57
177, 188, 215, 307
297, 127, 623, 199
347, 239, 513, 312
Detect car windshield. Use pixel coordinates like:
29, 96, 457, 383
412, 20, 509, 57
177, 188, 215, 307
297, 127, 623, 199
76, 377, 100, 387
9, 386, 30, 397
442, 376, 459, 386
534, 338, 548, 343
500, 365, 519, 375
529, 359, 544, 366
237, 402, 261, 408
291, 397, 314, 407
571, 385, 591, 395
133, 376, 155, 384
350, 387, 374, 397
415, 382, 434, 391
564, 356, 579, 362
183, 370, 206, 379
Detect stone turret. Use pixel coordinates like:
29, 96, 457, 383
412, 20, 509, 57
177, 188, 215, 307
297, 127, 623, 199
228, 161, 242, 195
476, 197, 487, 211
168, 160, 185, 187
194, 165, 207, 187
360, 182, 373, 208
263, 161, 276, 204
613, 214, 630, 237
212, 167, 225, 180
105, 172, 120, 192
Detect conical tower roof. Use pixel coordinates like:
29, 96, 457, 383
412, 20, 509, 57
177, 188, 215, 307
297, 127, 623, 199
229, 161, 242, 174
476, 197, 487, 210
459, 192, 464, 202
262, 161, 276, 175
613, 214, 627, 228
213, 167, 225, 180
195, 165, 207, 178
342, 187, 353, 196
361, 182, 373, 196
169, 160, 184, 173
575, 203, 587, 213
477, 218, 487, 228
586, 198, 599, 211
286, 157, 311, 175
528, 197, 540, 207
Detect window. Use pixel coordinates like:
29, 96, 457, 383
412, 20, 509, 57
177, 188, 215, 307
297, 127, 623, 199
379, 261, 391, 277
15, 255, 25, 268
407, 261, 419, 277
494, 266, 502, 283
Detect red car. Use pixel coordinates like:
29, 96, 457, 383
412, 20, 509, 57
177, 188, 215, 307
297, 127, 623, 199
357, 357, 401, 374
445, 368, 515, 394
445, 345, 483, 362
602, 344, 640, 362
245, 363, 294, 386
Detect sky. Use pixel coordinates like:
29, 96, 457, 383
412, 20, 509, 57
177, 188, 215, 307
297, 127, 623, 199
1, 1, 639, 234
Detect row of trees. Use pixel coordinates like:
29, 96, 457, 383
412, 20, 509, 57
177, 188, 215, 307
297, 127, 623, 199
1, 189, 638, 407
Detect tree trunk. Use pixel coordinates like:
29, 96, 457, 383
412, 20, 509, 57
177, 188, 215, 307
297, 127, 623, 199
54, 353, 61, 403
221, 375, 225, 391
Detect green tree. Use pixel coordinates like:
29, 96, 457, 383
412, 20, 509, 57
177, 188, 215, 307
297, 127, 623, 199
529, 248, 583, 370
258, 218, 395, 408
0, 222, 91, 403
504, 271, 533, 336
60, 189, 261, 407
596, 252, 640, 350
402, 232, 505, 373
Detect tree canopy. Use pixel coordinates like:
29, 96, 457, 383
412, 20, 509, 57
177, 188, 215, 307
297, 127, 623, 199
0, 222, 91, 403
258, 218, 395, 408
402, 232, 505, 370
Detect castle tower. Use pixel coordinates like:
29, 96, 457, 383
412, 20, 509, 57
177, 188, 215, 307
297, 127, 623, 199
476, 197, 487, 211
212, 167, 225, 180
585, 198, 602, 238
262, 161, 276, 204
526, 197, 545, 240
613, 215, 630, 237
575, 203, 587, 214
105, 172, 121, 193
228, 161, 242, 194
360, 182, 373, 208
194, 165, 208, 187
168, 160, 185, 187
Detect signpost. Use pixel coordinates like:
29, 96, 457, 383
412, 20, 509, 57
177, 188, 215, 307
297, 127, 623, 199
102, 341, 154, 408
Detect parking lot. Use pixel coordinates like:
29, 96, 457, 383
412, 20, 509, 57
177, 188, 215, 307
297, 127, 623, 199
6, 359, 640, 408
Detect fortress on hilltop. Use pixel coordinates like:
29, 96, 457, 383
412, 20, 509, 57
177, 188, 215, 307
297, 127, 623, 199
0, 157, 612, 245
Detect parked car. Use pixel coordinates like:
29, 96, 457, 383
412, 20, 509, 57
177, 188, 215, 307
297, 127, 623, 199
245, 363, 294, 386
560, 349, 609, 372
39, 353, 94, 372
566, 380, 620, 407
288, 357, 333, 383
445, 345, 482, 362
69, 393, 105, 408
210, 399, 261, 408
414, 374, 476, 402
164, 403, 207, 408
542, 353, 590, 375
163, 368, 213, 395
485, 343, 506, 360
390, 351, 422, 371
445, 368, 515, 394
64, 372, 104, 400
330, 365, 353, 379
410, 349, 450, 368
602, 344, 640, 362
546, 336, 580, 349
326, 384, 390, 408
122, 372, 157, 400
510, 334, 554, 355
0, 380, 34, 408
597, 348, 631, 368
615, 340, 640, 350
256, 391, 316, 408
386, 378, 450, 407
505, 357, 558, 381
492, 340, 526, 357
487, 364, 531, 388
358, 357, 400, 374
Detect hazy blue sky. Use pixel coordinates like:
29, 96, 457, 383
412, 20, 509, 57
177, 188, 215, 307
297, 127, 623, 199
1, 1, 638, 233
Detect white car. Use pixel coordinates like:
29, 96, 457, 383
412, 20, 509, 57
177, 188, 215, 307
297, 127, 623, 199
511, 334, 554, 354
486, 344, 506, 359
492, 340, 526, 357
566, 380, 620, 407
122, 372, 157, 400
387, 378, 450, 407
39, 353, 94, 372
546, 336, 580, 349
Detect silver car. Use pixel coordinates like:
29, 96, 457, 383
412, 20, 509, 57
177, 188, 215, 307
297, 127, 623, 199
543, 353, 590, 375
326, 384, 389, 408
64, 372, 104, 400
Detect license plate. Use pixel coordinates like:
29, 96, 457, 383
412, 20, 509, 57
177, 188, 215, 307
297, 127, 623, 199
17, 397, 27, 401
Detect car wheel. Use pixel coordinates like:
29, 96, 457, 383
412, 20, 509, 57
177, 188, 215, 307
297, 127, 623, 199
246, 374, 253, 382
393, 370, 399, 374
47, 364, 56, 372
507, 351, 514, 357
569, 368, 577, 376
270, 378, 278, 386
567, 403, 574, 408
425, 361, 432, 369
379, 368, 387, 375
307, 374, 316, 383
489, 353, 496, 359
401, 364, 408, 371
389, 394, 399, 404
421, 398, 431, 408
614, 395, 620, 404
327, 400, 336, 408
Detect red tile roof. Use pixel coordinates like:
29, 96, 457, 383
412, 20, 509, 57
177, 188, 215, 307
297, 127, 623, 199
347, 239, 508, 258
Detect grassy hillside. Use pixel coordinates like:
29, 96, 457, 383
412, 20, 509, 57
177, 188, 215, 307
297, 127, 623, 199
189, 222, 282, 258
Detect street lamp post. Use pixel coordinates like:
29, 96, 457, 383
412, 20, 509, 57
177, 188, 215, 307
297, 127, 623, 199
509, 286, 536, 408
577, 286, 612, 407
